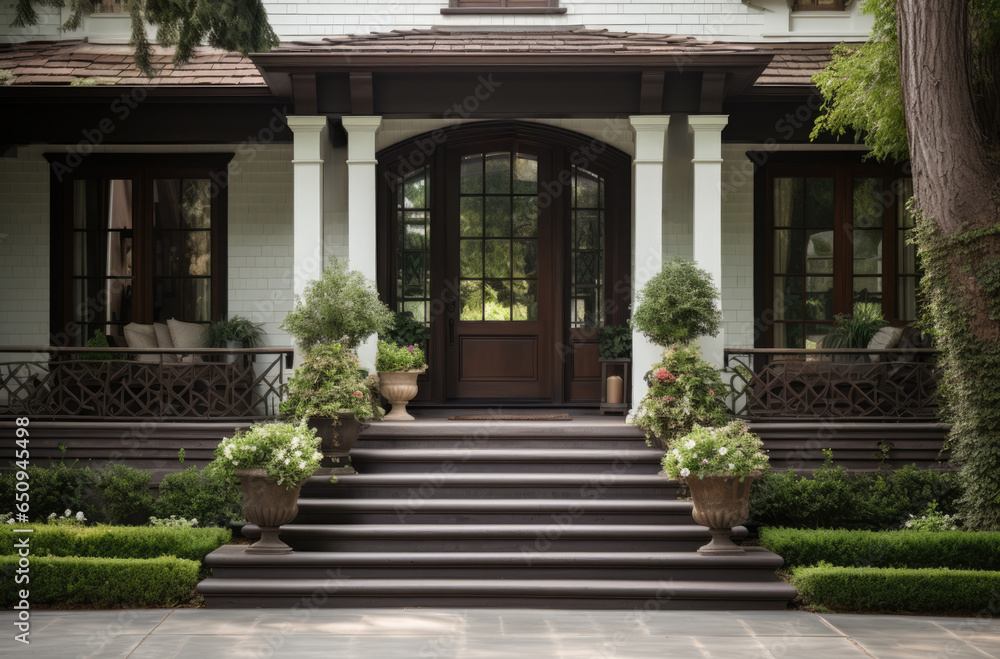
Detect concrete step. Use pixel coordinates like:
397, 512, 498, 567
198, 575, 798, 610
300, 473, 679, 500
240, 523, 748, 553
205, 545, 784, 582
293, 498, 694, 525
348, 447, 663, 474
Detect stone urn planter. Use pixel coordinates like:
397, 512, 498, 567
685, 475, 756, 556
378, 370, 424, 421
308, 412, 369, 473
235, 468, 304, 555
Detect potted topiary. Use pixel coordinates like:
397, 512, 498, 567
376, 340, 427, 421
660, 420, 769, 555
627, 258, 729, 448
209, 421, 323, 554
280, 259, 394, 354
280, 344, 383, 472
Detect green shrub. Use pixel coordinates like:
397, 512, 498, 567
791, 565, 1000, 613
381, 311, 428, 350
630, 258, 721, 347
96, 463, 153, 525
207, 314, 265, 348
748, 455, 962, 531
823, 302, 887, 349
0, 555, 199, 607
153, 466, 243, 527
0, 524, 229, 562
598, 324, 632, 360
375, 339, 427, 372
280, 259, 393, 352
0, 461, 100, 523
760, 528, 1000, 570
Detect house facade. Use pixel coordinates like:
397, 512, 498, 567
1, 1, 938, 445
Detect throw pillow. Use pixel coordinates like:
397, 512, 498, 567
123, 323, 159, 363
867, 326, 904, 362
166, 319, 208, 363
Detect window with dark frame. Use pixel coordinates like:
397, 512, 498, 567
451, 0, 556, 7
443, 0, 566, 13
48, 154, 231, 347
792, 0, 847, 11
765, 162, 918, 349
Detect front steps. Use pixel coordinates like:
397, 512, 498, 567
199, 418, 796, 609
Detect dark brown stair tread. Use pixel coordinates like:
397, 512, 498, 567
296, 498, 691, 511
241, 523, 748, 538
350, 448, 663, 461
309, 473, 675, 485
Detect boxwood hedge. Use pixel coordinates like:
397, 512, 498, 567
0, 525, 230, 563
760, 528, 1000, 570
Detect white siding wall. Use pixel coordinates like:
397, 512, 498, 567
0, 144, 296, 348
0, 0, 872, 43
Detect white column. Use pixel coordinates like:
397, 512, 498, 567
629, 116, 670, 411
689, 115, 729, 368
342, 116, 383, 372
287, 116, 328, 301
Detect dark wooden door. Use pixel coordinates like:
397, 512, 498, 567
444, 141, 553, 399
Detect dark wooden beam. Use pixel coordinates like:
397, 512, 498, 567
350, 72, 375, 115
291, 72, 318, 115
639, 71, 665, 114
700, 72, 728, 114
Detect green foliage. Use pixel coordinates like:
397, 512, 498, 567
210, 421, 323, 489
791, 565, 1000, 613
153, 466, 244, 527
281, 344, 384, 422
11, 0, 280, 78
0, 523, 229, 562
661, 421, 769, 480
0, 555, 200, 607
904, 502, 960, 531
823, 302, 887, 349
598, 324, 632, 360
280, 260, 394, 353
376, 339, 427, 372
80, 329, 114, 361
631, 258, 722, 347
811, 0, 908, 162
0, 461, 100, 523
382, 312, 429, 350
759, 528, 997, 570
207, 315, 265, 348
748, 456, 963, 531
96, 463, 153, 526
913, 210, 1000, 530
627, 343, 729, 448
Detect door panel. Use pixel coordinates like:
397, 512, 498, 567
446, 143, 552, 399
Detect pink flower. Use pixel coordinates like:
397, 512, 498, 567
662, 395, 674, 403
353, 391, 364, 398
701, 459, 708, 464
407, 345, 415, 354
655, 369, 676, 383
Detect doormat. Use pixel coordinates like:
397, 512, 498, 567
448, 414, 573, 421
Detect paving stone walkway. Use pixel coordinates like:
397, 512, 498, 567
2, 608, 998, 658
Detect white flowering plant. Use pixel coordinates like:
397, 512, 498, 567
660, 421, 769, 482
46, 509, 87, 526
209, 421, 323, 490
903, 502, 960, 532
149, 515, 199, 528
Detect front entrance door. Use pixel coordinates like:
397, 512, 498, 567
444, 142, 552, 399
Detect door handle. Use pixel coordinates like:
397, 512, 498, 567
448, 318, 455, 346
446, 300, 456, 314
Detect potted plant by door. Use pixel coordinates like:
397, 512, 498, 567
660, 420, 769, 555
376, 340, 427, 421
280, 344, 384, 472
209, 421, 323, 554
207, 315, 265, 363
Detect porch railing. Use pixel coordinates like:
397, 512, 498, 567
724, 348, 941, 421
0, 346, 294, 422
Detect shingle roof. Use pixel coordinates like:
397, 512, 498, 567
0, 39, 265, 86
280, 27, 760, 56
755, 43, 837, 86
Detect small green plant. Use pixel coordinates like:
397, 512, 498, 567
79, 329, 114, 361
210, 421, 323, 489
626, 343, 729, 447
382, 312, 428, 350
57, 443, 68, 457
177, 448, 185, 464
96, 464, 153, 526
823, 302, 888, 349
661, 421, 769, 481
46, 509, 87, 526
149, 516, 198, 528
904, 502, 959, 531
281, 344, 384, 422
630, 258, 722, 347
376, 340, 427, 373
598, 324, 632, 360
280, 259, 394, 352
207, 314, 265, 348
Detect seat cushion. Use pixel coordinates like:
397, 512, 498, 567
867, 326, 904, 362
123, 323, 159, 363
166, 319, 208, 363
153, 322, 179, 363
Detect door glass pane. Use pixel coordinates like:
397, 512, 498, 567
805, 276, 834, 321
459, 151, 539, 322
804, 178, 835, 229
152, 179, 212, 323
853, 178, 883, 228
773, 277, 802, 321
395, 167, 432, 324
852, 229, 883, 274
773, 178, 803, 228
806, 230, 833, 274
570, 166, 605, 328
460, 155, 483, 194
